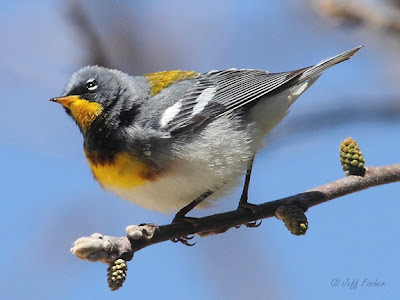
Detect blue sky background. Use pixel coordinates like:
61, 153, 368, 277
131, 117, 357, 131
1, 1, 399, 299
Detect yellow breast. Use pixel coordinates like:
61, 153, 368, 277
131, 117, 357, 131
85, 151, 157, 189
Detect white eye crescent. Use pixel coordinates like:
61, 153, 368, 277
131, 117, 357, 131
85, 78, 98, 92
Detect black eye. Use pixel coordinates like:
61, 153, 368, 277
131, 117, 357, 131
85, 78, 98, 92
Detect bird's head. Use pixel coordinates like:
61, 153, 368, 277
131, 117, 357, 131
50, 66, 125, 132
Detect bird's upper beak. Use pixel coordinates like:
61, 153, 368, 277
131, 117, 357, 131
50, 95, 81, 108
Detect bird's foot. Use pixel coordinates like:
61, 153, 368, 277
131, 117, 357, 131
170, 215, 199, 246
236, 202, 262, 228
171, 234, 196, 246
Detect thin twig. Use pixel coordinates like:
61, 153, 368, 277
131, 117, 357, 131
71, 164, 400, 264
310, 0, 400, 34
66, 0, 110, 66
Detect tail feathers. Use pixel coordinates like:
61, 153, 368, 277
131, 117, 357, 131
299, 46, 362, 82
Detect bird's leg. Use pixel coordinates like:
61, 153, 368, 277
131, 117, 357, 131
238, 157, 254, 208
237, 156, 261, 228
171, 190, 214, 246
173, 190, 214, 222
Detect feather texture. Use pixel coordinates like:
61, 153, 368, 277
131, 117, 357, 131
163, 46, 362, 135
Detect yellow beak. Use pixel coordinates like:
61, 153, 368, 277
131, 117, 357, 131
50, 95, 81, 108
50, 95, 104, 131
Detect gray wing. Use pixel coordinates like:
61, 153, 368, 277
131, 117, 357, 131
161, 46, 362, 135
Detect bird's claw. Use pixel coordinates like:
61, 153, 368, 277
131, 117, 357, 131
236, 201, 262, 228
170, 216, 198, 246
245, 220, 262, 228
235, 220, 262, 229
171, 235, 196, 246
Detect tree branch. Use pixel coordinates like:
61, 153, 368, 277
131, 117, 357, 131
71, 163, 400, 264
310, 0, 400, 35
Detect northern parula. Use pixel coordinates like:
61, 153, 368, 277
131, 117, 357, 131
51, 46, 361, 219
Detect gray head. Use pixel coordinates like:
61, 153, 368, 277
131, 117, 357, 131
51, 66, 146, 132
61, 65, 124, 109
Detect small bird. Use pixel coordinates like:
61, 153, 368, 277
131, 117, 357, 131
51, 46, 361, 221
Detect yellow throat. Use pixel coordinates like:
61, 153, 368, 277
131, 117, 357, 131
52, 95, 103, 131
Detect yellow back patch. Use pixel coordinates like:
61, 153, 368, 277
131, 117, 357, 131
69, 99, 103, 131
145, 70, 198, 96
85, 151, 153, 189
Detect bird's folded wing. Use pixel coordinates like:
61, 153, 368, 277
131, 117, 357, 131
162, 46, 361, 135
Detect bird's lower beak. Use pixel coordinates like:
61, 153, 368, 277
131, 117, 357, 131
50, 95, 81, 108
